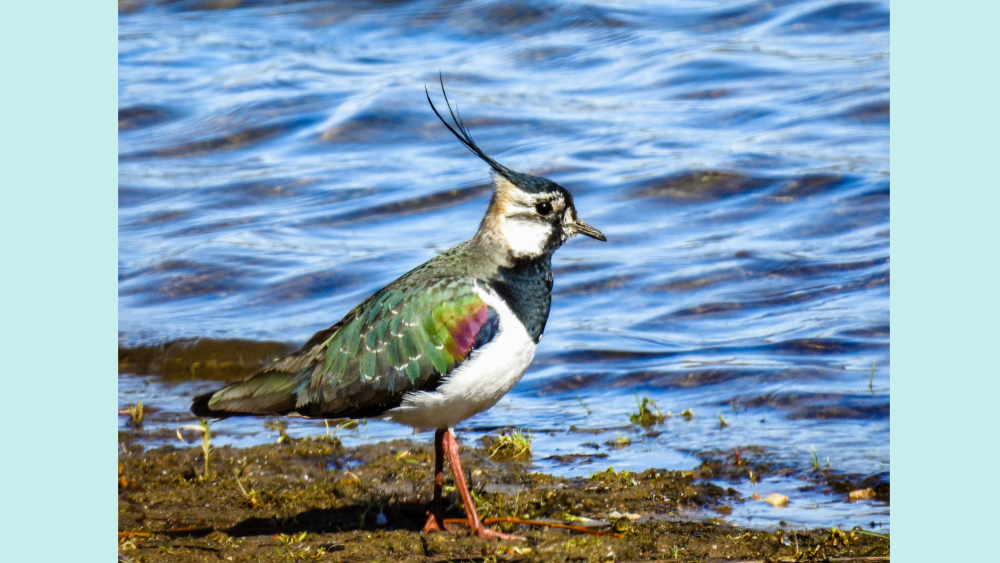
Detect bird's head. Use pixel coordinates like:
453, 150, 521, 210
485, 170, 605, 258
427, 80, 606, 260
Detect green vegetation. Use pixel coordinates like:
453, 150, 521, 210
264, 417, 292, 443
608, 433, 632, 448
488, 428, 532, 460
628, 394, 666, 426
176, 419, 213, 480
718, 412, 729, 427
125, 402, 144, 426
276, 532, 328, 561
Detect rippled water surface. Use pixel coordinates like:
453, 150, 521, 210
119, 0, 889, 530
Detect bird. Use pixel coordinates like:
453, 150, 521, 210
191, 79, 606, 540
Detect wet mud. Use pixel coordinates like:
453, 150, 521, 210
118, 339, 296, 382
119, 431, 889, 562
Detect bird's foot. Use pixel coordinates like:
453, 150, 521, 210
420, 512, 455, 534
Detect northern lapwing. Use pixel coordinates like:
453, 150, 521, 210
191, 79, 606, 539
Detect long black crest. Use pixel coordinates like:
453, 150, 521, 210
425, 75, 512, 178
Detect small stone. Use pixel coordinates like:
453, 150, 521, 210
848, 488, 876, 500
761, 493, 788, 507
608, 510, 641, 520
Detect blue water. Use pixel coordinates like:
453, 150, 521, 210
119, 0, 889, 531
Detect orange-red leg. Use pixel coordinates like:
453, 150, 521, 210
441, 429, 524, 540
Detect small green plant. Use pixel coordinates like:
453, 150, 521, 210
319, 418, 358, 444
326, 418, 359, 433
176, 419, 212, 479
468, 485, 502, 520
197, 419, 212, 479
610, 433, 631, 448
125, 402, 144, 426
823, 527, 857, 547
565, 536, 601, 549
679, 408, 695, 420
577, 397, 592, 415
810, 447, 820, 470
489, 429, 532, 459
275, 532, 326, 561
629, 394, 666, 426
795, 544, 824, 562
718, 412, 729, 427
233, 468, 261, 508
265, 418, 292, 443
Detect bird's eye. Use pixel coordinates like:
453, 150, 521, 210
535, 201, 553, 216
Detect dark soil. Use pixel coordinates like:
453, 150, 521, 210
118, 430, 889, 562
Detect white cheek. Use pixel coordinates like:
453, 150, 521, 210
501, 218, 552, 257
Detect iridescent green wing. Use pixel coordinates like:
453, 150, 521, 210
292, 276, 499, 417
193, 276, 499, 419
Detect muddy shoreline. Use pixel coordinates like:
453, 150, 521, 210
118, 428, 888, 563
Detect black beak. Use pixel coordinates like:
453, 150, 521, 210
572, 219, 606, 241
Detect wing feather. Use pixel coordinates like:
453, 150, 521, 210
192, 276, 502, 419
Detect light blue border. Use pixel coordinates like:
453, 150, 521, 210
894, 1, 999, 560
2, 1, 114, 556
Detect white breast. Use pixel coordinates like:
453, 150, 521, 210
379, 283, 537, 431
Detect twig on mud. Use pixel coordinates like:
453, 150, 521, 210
443, 517, 622, 537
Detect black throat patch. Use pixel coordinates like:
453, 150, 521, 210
490, 255, 553, 342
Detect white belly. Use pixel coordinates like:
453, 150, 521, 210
379, 284, 537, 431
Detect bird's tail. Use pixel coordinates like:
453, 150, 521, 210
191, 368, 309, 418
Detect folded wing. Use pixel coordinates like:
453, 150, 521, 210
191, 277, 499, 419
